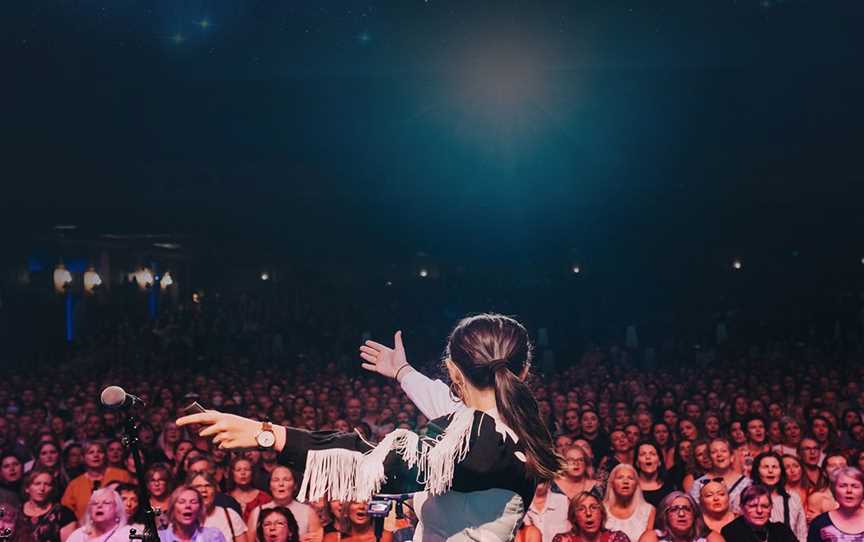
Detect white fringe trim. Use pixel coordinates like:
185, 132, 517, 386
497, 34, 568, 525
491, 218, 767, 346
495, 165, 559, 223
296, 409, 479, 502
418, 408, 476, 496
297, 429, 421, 502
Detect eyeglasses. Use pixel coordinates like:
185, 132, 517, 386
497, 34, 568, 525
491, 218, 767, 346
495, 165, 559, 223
575, 504, 602, 513
699, 477, 724, 486
191, 484, 213, 492
667, 505, 694, 515
263, 520, 289, 528
566, 458, 586, 465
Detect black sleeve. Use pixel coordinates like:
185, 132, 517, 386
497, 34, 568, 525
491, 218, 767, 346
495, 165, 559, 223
433, 411, 536, 505
276, 427, 371, 472
58, 506, 76, 528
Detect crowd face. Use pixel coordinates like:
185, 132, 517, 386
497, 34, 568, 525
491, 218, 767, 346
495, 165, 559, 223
190, 475, 216, 511
782, 456, 802, 485
563, 447, 588, 479
694, 443, 712, 472
120, 488, 139, 519
729, 422, 746, 446
89, 492, 119, 526
653, 423, 671, 447
173, 489, 203, 529
564, 410, 580, 433
679, 420, 698, 441
262, 510, 294, 542
38, 442, 60, 468
799, 438, 821, 466
699, 481, 729, 515
348, 501, 370, 527
636, 444, 660, 476
757, 456, 782, 488
611, 431, 630, 453
833, 473, 864, 512
573, 495, 603, 536
270, 467, 296, 502
26, 472, 55, 505
147, 470, 170, 499
611, 467, 637, 499
666, 496, 696, 537
708, 441, 732, 470
811, 419, 830, 443
231, 459, 253, 488
581, 412, 599, 435
107, 441, 125, 466
746, 419, 766, 444
742, 495, 772, 528
1, 456, 22, 483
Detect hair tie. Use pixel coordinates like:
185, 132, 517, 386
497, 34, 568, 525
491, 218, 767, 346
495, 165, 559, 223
488, 359, 510, 373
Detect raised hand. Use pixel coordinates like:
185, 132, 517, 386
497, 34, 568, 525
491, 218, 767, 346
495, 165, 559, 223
359, 330, 410, 380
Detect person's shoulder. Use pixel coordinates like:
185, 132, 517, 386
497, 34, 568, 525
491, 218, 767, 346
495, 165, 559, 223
607, 531, 631, 542
807, 511, 832, 530
201, 525, 228, 541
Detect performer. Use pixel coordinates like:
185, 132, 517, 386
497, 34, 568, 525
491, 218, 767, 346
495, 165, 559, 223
178, 313, 561, 542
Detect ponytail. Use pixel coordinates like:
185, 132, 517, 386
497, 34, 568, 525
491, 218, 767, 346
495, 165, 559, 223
493, 366, 562, 480
446, 313, 563, 481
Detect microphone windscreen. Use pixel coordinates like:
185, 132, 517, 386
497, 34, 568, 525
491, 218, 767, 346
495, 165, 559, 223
101, 386, 127, 407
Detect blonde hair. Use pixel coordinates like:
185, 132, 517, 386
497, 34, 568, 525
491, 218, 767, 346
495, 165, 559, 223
82, 487, 127, 533
603, 464, 649, 515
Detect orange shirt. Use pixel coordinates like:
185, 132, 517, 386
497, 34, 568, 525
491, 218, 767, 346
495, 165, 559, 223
61, 467, 134, 520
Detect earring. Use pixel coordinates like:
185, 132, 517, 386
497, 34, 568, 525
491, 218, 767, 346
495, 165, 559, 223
449, 382, 462, 402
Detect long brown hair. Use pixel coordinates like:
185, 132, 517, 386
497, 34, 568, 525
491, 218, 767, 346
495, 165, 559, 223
446, 313, 561, 480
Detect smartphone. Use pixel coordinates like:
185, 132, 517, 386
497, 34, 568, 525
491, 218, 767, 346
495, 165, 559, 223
182, 401, 207, 415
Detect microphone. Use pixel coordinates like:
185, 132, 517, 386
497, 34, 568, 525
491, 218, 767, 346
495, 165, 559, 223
100, 386, 146, 409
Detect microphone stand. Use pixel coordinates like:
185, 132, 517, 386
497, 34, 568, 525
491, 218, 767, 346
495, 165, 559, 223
121, 413, 160, 542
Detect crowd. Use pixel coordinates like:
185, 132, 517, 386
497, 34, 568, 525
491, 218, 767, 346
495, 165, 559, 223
0, 289, 863, 542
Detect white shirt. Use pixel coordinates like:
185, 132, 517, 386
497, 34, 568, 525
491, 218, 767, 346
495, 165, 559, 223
400, 370, 463, 420
66, 525, 134, 542
524, 492, 571, 542
770, 492, 807, 542
204, 506, 247, 542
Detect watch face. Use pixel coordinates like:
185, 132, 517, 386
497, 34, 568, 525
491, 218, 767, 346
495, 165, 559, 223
257, 431, 276, 448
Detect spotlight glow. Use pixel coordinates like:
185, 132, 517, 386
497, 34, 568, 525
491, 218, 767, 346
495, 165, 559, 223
732, 259, 742, 270
419, 268, 429, 278
260, 272, 270, 281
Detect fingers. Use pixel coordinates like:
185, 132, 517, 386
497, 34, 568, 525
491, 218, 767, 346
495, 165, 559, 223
363, 340, 390, 352
394, 330, 404, 351
361, 363, 377, 372
359, 345, 381, 357
359, 352, 377, 363
176, 412, 219, 427
198, 422, 225, 438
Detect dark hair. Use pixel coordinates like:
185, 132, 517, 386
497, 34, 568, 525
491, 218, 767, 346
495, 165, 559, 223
445, 313, 561, 479
750, 451, 788, 495
739, 483, 771, 509
257, 506, 300, 542
115, 482, 148, 524
634, 440, 667, 480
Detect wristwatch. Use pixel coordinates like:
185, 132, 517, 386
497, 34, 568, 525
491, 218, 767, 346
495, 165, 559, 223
255, 420, 276, 449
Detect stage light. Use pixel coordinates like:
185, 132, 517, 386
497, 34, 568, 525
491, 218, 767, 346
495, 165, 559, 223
571, 265, 581, 274
160, 271, 174, 290
192, 292, 200, 304
419, 268, 429, 278
261, 272, 270, 281
53, 263, 72, 294
385, 280, 393, 287
732, 259, 743, 270
83, 267, 102, 294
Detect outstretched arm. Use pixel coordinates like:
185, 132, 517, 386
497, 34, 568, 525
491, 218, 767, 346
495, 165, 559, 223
360, 331, 462, 419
